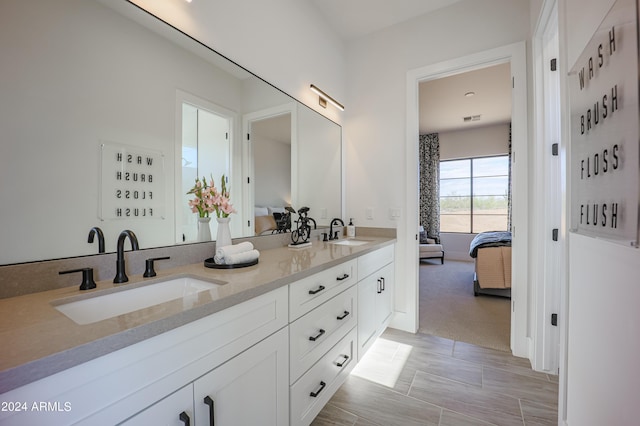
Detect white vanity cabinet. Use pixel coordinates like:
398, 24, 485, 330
0, 286, 288, 426
357, 245, 395, 358
123, 327, 289, 426
288, 259, 360, 426
120, 385, 194, 426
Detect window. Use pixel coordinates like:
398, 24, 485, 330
439, 155, 509, 233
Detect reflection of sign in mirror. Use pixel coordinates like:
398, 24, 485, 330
569, 0, 639, 246
100, 143, 165, 220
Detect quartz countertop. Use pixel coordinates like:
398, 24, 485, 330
0, 237, 395, 394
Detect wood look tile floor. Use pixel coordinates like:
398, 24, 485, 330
312, 328, 558, 426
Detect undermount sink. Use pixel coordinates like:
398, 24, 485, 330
329, 239, 371, 246
53, 275, 224, 325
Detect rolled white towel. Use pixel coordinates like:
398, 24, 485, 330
223, 249, 260, 265
214, 242, 254, 264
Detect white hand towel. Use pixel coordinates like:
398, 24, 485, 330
223, 249, 260, 265
214, 241, 254, 264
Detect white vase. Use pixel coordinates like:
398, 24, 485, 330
197, 217, 212, 242
216, 217, 232, 248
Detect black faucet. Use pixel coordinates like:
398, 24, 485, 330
88, 227, 105, 253
113, 230, 139, 284
329, 218, 345, 240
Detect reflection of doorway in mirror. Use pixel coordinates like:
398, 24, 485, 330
179, 102, 231, 243
243, 103, 296, 237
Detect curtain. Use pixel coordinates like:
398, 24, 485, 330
507, 123, 513, 231
419, 133, 440, 238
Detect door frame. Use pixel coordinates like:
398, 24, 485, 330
403, 42, 529, 357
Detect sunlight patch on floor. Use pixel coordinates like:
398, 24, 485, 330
350, 338, 412, 388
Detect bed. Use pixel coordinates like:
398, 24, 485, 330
469, 231, 512, 298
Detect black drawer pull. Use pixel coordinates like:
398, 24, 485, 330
204, 396, 215, 426
179, 411, 191, 426
310, 381, 326, 397
309, 329, 326, 341
336, 354, 350, 367
336, 273, 349, 281
309, 285, 326, 295
377, 279, 382, 294
336, 310, 350, 320
380, 277, 386, 291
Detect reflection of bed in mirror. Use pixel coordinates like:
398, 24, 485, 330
0, 0, 342, 265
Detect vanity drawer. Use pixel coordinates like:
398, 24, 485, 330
289, 285, 357, 383
358, 244, 394, 280
290, 326, 356, 426
289, 259, 357, 321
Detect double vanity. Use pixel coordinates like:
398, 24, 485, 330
0, 235, 395, 425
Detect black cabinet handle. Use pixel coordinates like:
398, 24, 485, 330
336, 354, 350, 367
309, 329, 326, 341
336, 310, 349, 320
204, 396, 215, 426
310, 381, 326, 397
308, 285, 325, 295
380, 277, 385, 291
336, 273, 349, 281
179, 411, 191, 426
377, 278, 382, 294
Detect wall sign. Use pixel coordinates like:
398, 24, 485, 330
569, 0, 639, 247
100, 143, 165, 220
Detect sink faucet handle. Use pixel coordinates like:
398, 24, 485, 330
59, 267, 97, 291
143, 256, 170, 278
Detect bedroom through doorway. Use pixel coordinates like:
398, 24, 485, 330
417, 62, 512, 352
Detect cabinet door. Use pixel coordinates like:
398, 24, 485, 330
194, 327, 289, 426
120, 384, 193, 426
376, 263, 394, 328
357, 273, 378, 358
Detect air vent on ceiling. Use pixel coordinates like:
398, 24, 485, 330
463, 115, 481, 123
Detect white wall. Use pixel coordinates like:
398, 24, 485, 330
439, 123, 510, 160
345, 0, 530, 328
129, 0, 346, 125
558, 0, 640, 423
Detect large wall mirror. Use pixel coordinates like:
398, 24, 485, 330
0, 0, 342, 265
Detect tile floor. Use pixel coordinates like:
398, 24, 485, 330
312, 328, 558, 426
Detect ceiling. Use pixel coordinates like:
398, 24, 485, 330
309, 0, 463, 41
419, 62, 512, 134
307, 0, 511, 134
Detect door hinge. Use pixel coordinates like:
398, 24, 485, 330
550, 58, 557, 71
552, 228, 559, 241
225, 132, 228, 140
552, 143, 559, 156
247, 133, 250, 140
551, 313, 558, 326
512, 76, 515, 88
247, 177, 250, 184
248, 220, 251, 227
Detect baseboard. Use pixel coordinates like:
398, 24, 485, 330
389, 311, 418, 333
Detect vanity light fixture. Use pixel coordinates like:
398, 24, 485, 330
310, 84, 345, 111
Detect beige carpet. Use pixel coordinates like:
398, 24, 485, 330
418, 259, 511, 352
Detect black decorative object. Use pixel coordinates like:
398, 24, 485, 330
204, 257, 258, 269
290, 206, 316, 245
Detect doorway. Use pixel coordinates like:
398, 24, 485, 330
175, 91, 235, 244
417, 63, 513, 351
404, 42, 529, 358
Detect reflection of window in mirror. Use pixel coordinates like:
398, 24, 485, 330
177, 95, 233, 243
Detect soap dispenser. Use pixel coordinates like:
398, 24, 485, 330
347, 218, 356, 237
